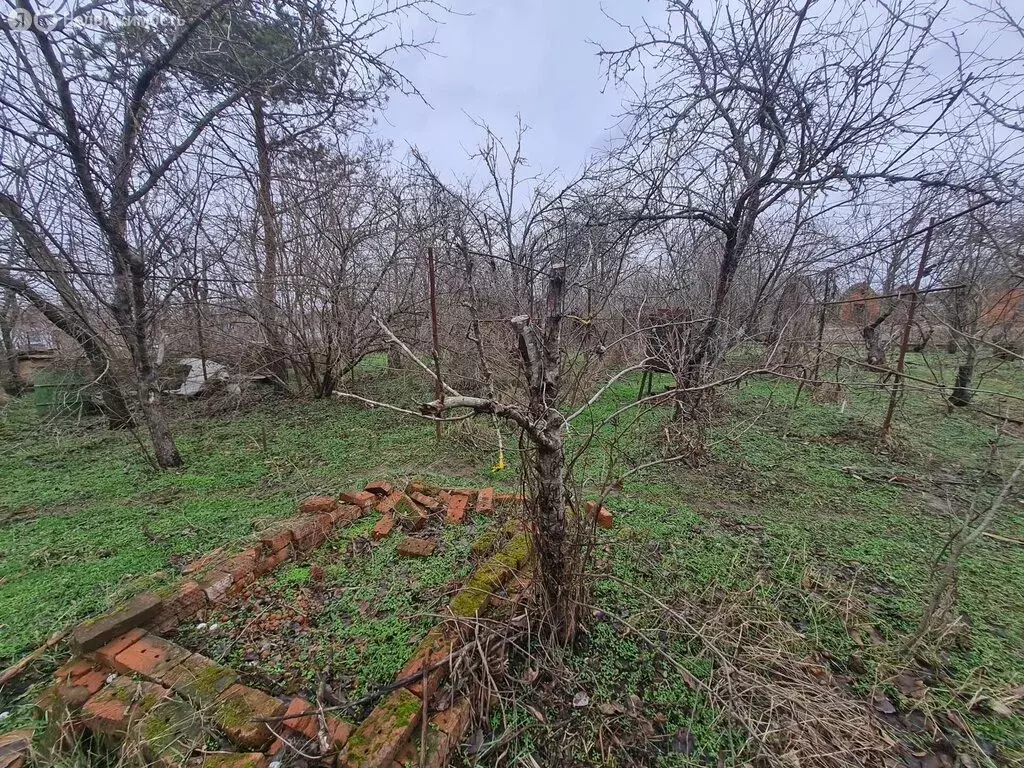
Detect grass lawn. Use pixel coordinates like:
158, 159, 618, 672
1, 353, 1023, 764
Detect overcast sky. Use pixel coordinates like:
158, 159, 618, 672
375, 0, 649, 182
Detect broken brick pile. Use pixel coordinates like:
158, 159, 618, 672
28, 481, 539, 768
370, 481, 483, 557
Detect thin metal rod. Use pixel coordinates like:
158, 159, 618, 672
427, 246, 443, 442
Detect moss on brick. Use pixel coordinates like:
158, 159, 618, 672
193, 664, 236, 699
470, 530, 500, 558
450, 534, 530, 617
215, 695, 251, 729
135, 699, 203, 762
448, 581, 492, 617
494, 532, 530, 568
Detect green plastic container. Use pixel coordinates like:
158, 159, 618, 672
34, 371, 89, 418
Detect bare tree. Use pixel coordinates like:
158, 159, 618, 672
601, 0, 978, 413
0, 0, 437, 466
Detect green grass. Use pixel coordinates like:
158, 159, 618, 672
2, 353, 1024, 763
0, 387, 507, 666
172, 513, 488, 703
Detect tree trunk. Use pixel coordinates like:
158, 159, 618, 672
0, 281, 18, 389
138, 369, 182, 467
516, 264, 573, 635
252, 95, 289, 387
534, 438, 567, 614
677, 191, 760, 407
950, 341, 977, 407
862, 320, 887, 367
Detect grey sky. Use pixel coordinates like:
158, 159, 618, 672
377, 0, 648, 181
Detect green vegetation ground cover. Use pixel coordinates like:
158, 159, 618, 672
172, 512, 491, 707
1, 353, 1023, 764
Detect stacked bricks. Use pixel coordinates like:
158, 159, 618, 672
38, 484, 531, 768
39, 629, 295, 765
267, 696, 353, 761
342, 532, 532, 767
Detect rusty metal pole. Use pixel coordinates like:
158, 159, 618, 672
427, 246, 443, 442
881, 217, 936, 439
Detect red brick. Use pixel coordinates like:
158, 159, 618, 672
81, 677, 169, 737
444, 487, 478, 501
330, 504, 362, 526
393, 699, 473, 768
50, 680, 92, 712
224, 550, 258, 595
395, 495, 428, 531
365, 480, 393, 496
433, 697, 472, 740
130, 698, 204, 767
330, 718, 354, 748
201, 570, 234, 602
227, 549, 258, 579
161, 653, 238, 705
281, 697, 318, 740
93, 627, 147, 669
200, 754, 269, 768
213, 684, 285, 751
339, 490, 376, 508
288, 516, 330, 552
286, 514, 315, 542
298, 495, 337, 515
255, 546, 291, 576
445, 493, 471, 524
376, 490, 404, 514
406, 480, 441, 497
48, 665, 106, 718
148, 581, 208, 632
396, 538, 436, 558
373, 513, 396, 540
70, 592, 163, 653
341, 688, 422, 768
54, 658, 94, 684
52, 667, 106, 712
182, 548, 227, 575
476, 487, 494, 515
73, 669, 107, 696
81, 692, 130, 737
258, 525, 293, 554
278, 697, 353, 755
112, 633, 190, 679
409, 492, 442, 513
585, 501, 613, 529
398, 627, 459, 699
0, 729, 33, 768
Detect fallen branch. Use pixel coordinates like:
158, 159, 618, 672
0, 627, 69, 687
981, 531, 1024, 547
